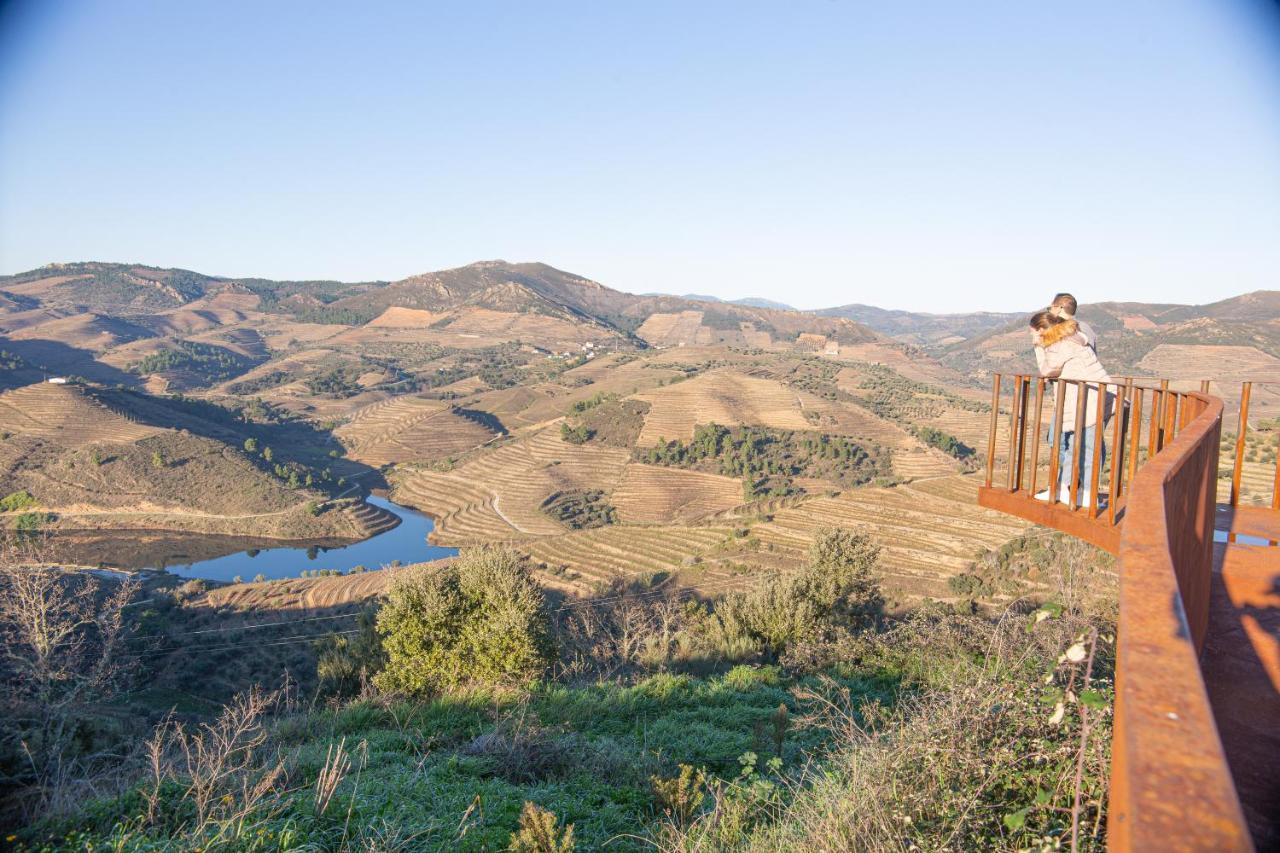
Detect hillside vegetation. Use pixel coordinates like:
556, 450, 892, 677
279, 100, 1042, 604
7, 535, 1115, 851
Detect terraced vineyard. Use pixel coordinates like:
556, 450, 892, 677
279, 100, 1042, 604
611, 463, 744, 523
754, 474, 1031, 599
334, 396, 500, 466
0, 383, 161, 444
523, 524, 735, 594
890, 446, 958, 479
921, 407, 1006, 460
392, 427, 631, 543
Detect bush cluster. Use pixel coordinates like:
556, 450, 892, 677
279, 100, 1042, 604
375, 547, 555, 693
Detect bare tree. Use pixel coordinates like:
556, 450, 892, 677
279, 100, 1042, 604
0, 535, 138, 817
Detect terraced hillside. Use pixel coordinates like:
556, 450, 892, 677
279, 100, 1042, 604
334, 396, 501, 466
0, 382, 161, 445
611, 464, 744, 523
632, 371, 813, 446
392, 427, 632, 544
523, 524, 736, 595
0, 383, 390, 540
754, 475, 1032, 600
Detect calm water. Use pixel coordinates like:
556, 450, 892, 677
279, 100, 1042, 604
38, 496, 458, 581
164, 496, 457, 581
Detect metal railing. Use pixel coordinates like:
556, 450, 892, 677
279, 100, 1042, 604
979, 375, 1261, 851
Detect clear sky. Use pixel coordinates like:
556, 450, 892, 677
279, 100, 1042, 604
2, 1, 1278, 312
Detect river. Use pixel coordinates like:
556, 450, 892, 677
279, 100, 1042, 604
33, 496, 458, 582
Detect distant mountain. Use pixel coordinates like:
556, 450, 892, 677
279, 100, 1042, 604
817, 304, 1028, 347
1, 260, 878, 351
645, 293, 797, 312
930, 291, 1280, 379
0, 262, 386, 315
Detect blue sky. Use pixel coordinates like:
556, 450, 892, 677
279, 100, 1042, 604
2, 1, 1278, 312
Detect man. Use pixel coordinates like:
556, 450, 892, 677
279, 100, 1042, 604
1049, 293, 1096, 352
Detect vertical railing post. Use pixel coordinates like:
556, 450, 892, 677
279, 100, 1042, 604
1231, 381, 1251, 507
1149, 381, 1165, 454
1048, 380, 1066, 504
1013, 378, 1030, 492
1165, 385, 1180, 443
1108, 382, 1127, 525
1007, 376, 1023, 491
1127, 381, 1142, 491
1029, 379, 1045, 498
1069, 381, 1087, 510
1272, 422, 1280, 511
985, 374, 1001, 488
1089, 381, 1107, 518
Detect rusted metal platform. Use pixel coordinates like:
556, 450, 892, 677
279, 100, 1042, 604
1205, 506, 1280, 850
981, 375, 1279, 852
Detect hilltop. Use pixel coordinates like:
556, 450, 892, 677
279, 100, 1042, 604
0, 382, 393, 543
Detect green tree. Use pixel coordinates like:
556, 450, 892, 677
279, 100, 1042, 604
262, 447, 274, 462
243, 437, 258, 452
375, 547, 554, 693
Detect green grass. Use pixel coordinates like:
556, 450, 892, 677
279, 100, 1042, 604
26, 667, 896, 851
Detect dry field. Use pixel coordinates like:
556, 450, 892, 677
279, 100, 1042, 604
332, 308, 613, 351
837, 341, 980, 397
366, 306, 447, 327
8, 313, 147, 352
632, 370, 813, 446
753, 474, 1031, 600
1137, 344, 1280, 379
635, 311, 710, 347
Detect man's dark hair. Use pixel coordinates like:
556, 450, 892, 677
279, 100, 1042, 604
1051, 293, 1078, 315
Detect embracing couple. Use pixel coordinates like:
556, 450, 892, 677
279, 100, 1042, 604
1028, 293, 1115, 509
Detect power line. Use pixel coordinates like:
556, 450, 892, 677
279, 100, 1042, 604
137, 628, 362, 659
132, 571, 781, 657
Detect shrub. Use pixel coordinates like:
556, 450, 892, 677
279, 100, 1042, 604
708, 528, 882, 660
13, 512, 52, 533
560, 422, 593, 444
0, 490, 36, 512
375, 547, 554, 693
316, 608, 384, 698
509, 801, 575, 852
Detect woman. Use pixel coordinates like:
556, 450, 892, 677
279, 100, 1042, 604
1029, 310, 1114, 508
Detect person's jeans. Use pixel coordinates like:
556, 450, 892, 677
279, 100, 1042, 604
1058, 425, 1105, 500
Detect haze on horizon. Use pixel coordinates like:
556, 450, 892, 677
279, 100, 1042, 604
2, 0, 1279, 313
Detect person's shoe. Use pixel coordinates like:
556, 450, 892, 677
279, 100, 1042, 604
1034, 490, 1052, 501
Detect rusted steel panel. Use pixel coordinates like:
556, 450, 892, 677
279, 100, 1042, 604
977, 486, 1121, 554
1110, 393, 1253, 852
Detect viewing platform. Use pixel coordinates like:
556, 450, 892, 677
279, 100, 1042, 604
978, 376, 1278, 852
